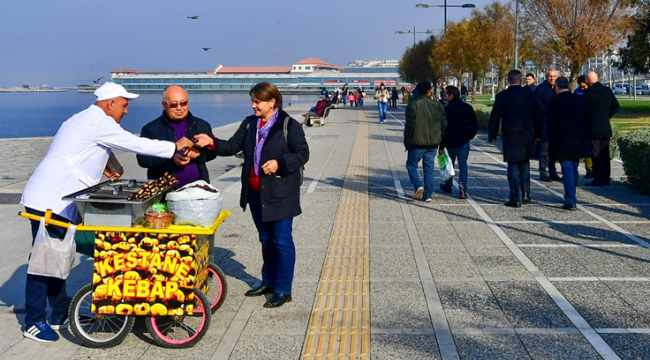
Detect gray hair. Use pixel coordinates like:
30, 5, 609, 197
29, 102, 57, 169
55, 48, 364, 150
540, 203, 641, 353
162, 84, 185, 101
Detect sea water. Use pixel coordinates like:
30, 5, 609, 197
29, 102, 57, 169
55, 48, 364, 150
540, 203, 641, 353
0, 91, 315, 138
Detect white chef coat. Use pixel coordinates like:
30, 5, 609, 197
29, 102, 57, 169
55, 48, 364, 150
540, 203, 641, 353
21, 105, 177, 221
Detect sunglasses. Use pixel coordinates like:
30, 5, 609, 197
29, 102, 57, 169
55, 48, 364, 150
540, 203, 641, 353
165, 100, 189, 108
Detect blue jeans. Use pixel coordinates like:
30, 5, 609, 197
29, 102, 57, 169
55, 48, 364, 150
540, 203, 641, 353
507, 161, 530, 202
442, 143, 470, 192
247, 191, 295, 295
560, 161, 579, 206
407, 148, 436, 199
377, 101, 387, 122
342, 96, 347, 105
24, 207, 76, 326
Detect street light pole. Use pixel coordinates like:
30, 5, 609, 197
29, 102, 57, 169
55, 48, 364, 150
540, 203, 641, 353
514, 0, 520, 70
444, 0, 447, 33
416, 2, 476, 35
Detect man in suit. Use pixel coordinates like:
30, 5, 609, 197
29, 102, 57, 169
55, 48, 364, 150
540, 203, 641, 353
524, 73, 537, 92
489, 70, 540, 207
584, 71, 620, 186
547, 77, 592, 210
536, 69, 560, 182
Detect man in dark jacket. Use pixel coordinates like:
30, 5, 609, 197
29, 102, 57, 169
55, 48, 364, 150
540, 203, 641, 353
404, 81, 447, 202
584, 71, 620, 186
548, 77, 592, 210
439, 85, 478, 199
489, 70, 540, 207
137, 85, 218, 187
524, 73, 537, 92
536, 69, 560, 182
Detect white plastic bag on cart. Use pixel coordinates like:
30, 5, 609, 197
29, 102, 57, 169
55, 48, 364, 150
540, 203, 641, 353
437, 148, 456, 182
27, 219, 77, 279
167, 180, 223, 227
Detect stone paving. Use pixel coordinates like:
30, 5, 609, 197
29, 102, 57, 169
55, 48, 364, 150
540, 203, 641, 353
0, 100, 649, 359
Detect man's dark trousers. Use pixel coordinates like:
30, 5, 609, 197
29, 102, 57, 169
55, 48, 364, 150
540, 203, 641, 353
507, 161, 530, 202
591, 139, 611, 185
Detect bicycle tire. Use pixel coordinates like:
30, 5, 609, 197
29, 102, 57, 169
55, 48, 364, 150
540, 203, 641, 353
145, 288, 211, 348
201, 262, 227, 313
68, 284, 135, 348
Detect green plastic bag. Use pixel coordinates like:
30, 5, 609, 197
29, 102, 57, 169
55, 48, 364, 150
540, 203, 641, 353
437, 148, 455, 182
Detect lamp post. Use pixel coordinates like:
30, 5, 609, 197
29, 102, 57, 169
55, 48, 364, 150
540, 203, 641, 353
395, 26, 436, 46
415, 2, 476, 34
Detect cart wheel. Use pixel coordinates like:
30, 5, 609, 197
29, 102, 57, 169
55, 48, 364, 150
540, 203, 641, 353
200, 262, 227, 313
68, 284, 135, 348
145, 288, 211, 348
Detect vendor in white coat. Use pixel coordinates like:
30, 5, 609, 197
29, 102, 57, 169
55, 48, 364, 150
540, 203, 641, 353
20, 82, 195, 343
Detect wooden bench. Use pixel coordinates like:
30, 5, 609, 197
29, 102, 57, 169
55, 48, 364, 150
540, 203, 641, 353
312, 106, 331, 127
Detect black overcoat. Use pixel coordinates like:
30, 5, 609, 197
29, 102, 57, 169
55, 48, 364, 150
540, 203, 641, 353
584, 82, 620, 139
488, 85, 539, 162
214, 109, 309, 222
547, 91, 592, 162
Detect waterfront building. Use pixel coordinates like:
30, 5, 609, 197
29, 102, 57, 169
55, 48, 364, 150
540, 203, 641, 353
110, 58, 406, 93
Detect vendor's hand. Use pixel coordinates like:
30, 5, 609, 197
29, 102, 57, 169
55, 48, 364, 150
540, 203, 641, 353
490, 139, 497, 144
186, 147, 201, 160
193, 134, 214, 148
535, 138, 541, 145
175, 137, 194, 152
173, 152, 191, 166
261, 160, 279, 175
103, 167, 123, 180
438, 149, 443, 156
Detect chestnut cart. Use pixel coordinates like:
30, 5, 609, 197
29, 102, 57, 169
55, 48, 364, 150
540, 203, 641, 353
19, 192, 230, 349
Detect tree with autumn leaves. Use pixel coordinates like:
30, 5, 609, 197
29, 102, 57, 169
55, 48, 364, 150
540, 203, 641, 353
400, 0, 633, 94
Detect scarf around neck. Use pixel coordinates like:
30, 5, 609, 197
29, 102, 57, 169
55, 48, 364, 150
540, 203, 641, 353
254, 108, 279, 176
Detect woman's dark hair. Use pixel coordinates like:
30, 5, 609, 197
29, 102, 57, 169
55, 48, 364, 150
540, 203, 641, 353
250, 82, 282, 109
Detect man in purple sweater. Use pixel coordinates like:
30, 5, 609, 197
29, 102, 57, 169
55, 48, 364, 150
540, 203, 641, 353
137, 85, 218, 187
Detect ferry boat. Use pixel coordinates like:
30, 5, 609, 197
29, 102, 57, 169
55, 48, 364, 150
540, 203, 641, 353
110, 58, 406, 94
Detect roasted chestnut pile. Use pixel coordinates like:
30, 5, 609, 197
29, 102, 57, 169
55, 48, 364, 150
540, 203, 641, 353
127, 173, 178, 201
172, 184, 217, 193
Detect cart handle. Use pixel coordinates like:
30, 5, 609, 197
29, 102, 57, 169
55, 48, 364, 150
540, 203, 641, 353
18, 210, 72, 229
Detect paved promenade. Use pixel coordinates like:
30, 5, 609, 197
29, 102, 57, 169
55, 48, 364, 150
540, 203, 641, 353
1, 101, 649, 359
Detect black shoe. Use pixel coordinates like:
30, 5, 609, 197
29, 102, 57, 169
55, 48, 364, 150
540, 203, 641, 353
585, 172, 593, 180
263, 293, 292, 308
538, 176, 552, 182
550, 174, 562, 182
562, 203, 578, 211
439, 184, 452, 193
459, 190, 467, 199
245, 286, 273, 297
522, 193, 531, 204
504, 200, 521, 208
585, 181, 603, 187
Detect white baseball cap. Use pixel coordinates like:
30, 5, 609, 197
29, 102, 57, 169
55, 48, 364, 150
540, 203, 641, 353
94, 82, 140, 101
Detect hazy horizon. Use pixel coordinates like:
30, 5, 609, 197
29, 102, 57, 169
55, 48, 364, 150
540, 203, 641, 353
1, 0, 498, 87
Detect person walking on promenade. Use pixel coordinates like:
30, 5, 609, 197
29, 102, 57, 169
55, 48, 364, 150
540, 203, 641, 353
438, 81, 448, 106
547, 77, 592, 210
303, 96, 329, 127
439, 85, 478, 199
341, 84, 349, 106
356, 89, 363, 107
404, 81, 447, 202
584, 71, 620, 187
489, 70, 540, 208
574, 75, 594, 179
348, 92, 355, 107
524, 73, 537, 92
375, 83, 390, 123
391, 87, 399, 109
536, 69, 561, 182
20, 82, 194, 342
211, 82, 309, 308
137, 85, 218, 188
460, 83, 469, 101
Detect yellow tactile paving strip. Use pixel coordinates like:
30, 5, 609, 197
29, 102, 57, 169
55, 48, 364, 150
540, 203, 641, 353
301, 111, 370, 359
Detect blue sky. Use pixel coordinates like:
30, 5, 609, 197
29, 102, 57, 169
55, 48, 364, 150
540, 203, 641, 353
1, 0, 498, 87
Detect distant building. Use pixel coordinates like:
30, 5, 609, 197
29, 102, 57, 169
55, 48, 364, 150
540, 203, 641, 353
110, 58, 405, 93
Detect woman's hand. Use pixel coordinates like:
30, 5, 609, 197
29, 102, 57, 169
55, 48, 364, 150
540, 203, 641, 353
261, 160, 279, 175
186, 148, 201, 160
193, 134, 214, 148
